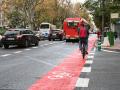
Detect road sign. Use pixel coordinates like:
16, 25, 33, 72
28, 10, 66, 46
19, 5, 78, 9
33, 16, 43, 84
111, 13, 119, 19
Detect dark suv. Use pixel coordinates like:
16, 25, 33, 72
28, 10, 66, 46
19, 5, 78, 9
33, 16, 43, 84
1, 29, 39, 49
48, 29, 64, 41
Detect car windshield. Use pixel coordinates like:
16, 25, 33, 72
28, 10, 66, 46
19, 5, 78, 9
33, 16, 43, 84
4, 30, 20, 35
40, 24, 49, 29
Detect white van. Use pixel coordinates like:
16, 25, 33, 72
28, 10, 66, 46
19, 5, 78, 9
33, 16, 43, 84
39, 22, 56, 39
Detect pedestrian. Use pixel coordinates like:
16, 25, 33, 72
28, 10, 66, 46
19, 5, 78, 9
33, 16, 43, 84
97, 30, 101, 40
114, 31, 118, 40
77, 22, 89, 54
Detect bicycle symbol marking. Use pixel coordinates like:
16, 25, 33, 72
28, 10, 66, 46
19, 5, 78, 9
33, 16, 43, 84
48, 71, 73, 80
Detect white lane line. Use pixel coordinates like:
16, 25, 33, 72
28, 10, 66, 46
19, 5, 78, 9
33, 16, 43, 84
50, 42, 54, 44
43, 44, 50, 46
1, 54, 11, 57
25, 56, 57, 67
40, 44, 49, 47
102, 49, 119, 53
40, 42, 60, 47
14, 51, 22, 54
88, 55, 94, 59
76, 78, 89, 87
94, 48, 96, 51
81, 67, 91, 73
25, 49, 31, 51
32, 47, 38, 49
89, 52, 95, 55
86, 61, 93, 64
91, 48, 96, 53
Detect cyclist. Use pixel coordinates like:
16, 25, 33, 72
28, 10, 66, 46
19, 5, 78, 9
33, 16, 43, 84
77, 22, 89, 54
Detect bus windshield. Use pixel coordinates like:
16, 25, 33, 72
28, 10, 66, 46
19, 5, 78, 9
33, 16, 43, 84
68, 22, 78, 27
40, 24, 49, 29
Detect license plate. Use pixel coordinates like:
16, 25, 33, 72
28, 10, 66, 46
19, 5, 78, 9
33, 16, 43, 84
53, 34, 56, 36
7, 38, 15, 40
70, 38, 75, 39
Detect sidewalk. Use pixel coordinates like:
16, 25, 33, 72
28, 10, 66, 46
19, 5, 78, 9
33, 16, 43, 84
102, 38, 120, 51
85, 47, 120, 90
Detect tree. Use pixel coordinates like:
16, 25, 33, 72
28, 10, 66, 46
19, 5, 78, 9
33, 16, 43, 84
83, 0, 120, 29
7, 10, 24, 28
2, 0, 76, 29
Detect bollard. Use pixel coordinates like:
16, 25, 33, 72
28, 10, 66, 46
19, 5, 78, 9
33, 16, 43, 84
97, 40, 101, 51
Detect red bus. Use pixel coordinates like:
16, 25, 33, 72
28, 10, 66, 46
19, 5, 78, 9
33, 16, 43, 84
63, 18, 89, 41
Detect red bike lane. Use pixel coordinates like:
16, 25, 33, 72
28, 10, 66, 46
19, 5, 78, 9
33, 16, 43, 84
28, 37, 97, 90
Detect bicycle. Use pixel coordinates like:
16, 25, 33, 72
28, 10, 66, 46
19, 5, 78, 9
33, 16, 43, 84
79, 40, 86, 59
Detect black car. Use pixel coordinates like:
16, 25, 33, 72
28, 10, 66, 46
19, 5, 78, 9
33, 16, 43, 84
1, 29, 39, 49
48, 29, 64, 41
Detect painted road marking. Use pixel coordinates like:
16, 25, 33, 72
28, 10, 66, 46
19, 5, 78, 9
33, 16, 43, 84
86, 60, 93, 64
1, 54, 11, 57
25, 56, 57, 67
102, 49, 119, 53
14, 51, 22, 54
89, 53, 95, 56
76, 78, 89, 87
40, 42, 61, 47
94, 48, 96, 51
49, 42, 55, 45
28, 37, 97, 90
25, 49, 31, 51
32, 47, 38, 49
81, 67, 91, 73
48, 71, 73, 80
91, 48, 96, 53
88, 55, 94, 59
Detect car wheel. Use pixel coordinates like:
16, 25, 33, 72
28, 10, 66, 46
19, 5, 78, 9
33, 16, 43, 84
48, 38, 51, 41
35, 41, 39, 46
4, 44, 9, 49
60, 37, 63, 41
25, 40, 29, 48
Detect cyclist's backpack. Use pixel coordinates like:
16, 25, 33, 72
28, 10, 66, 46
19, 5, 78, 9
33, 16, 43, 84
79, 27, 87, 38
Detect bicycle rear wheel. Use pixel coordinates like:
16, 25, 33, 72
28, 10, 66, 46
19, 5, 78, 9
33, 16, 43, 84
82, 45, 86, 59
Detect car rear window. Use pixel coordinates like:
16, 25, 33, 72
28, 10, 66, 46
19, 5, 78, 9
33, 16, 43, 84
4, 30, 20, 35
40, 24, 49, 29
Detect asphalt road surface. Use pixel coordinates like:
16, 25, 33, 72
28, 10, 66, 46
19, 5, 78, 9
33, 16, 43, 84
0, 40, 78, 90
0, 38, 120, 90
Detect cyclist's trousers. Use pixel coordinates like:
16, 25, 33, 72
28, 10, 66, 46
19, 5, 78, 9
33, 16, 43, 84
79, 38, 88, 51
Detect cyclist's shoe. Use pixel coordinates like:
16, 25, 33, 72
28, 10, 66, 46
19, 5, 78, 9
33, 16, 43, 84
85, 51, 88, 54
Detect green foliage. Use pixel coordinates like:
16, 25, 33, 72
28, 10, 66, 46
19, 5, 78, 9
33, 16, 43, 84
0, 27, 6, 35
7, 10, 25, 28
83, 0, 120, 29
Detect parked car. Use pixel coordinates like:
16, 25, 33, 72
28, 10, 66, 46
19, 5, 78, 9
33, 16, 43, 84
48, 29, 64, 41
34, 31, 41, 41
1, 29, 39, 49
0, 35, 2, 47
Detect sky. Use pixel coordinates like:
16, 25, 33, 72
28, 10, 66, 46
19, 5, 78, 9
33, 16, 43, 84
71, 0, 86, 4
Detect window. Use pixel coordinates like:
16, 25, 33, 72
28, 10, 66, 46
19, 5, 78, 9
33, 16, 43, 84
4, 30, 20, 35
68, 22, 78, 27
40, 24, 49, 29
28, 30, 34, 34
22, 30, 28, 34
